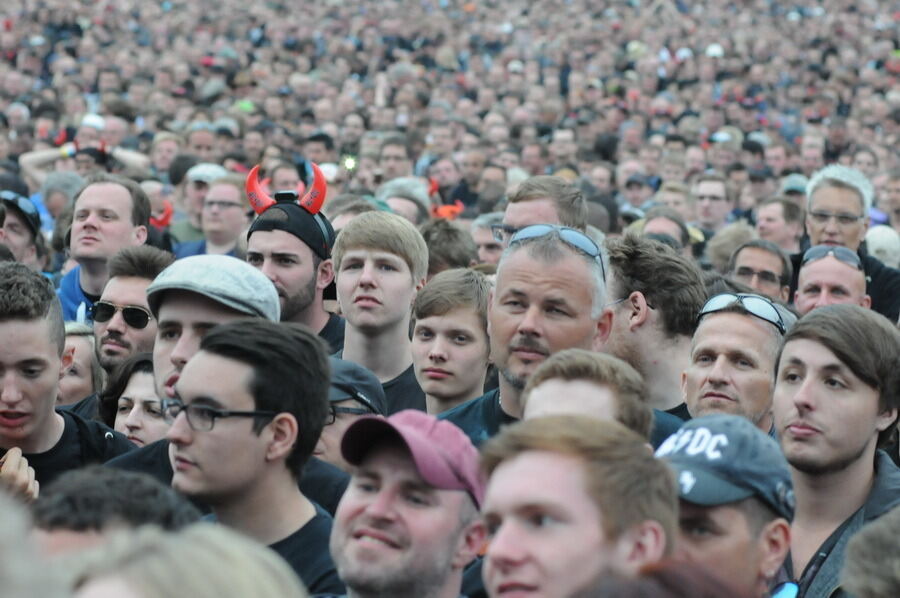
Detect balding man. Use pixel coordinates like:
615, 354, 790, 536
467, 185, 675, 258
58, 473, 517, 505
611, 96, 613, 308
794, 246, 871, 315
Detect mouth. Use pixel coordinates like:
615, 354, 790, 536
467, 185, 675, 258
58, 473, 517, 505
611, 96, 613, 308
510, 346, 548, 361
422, 368, 452, 379
164, 373, 180, 399
127, 435, 144, 447
102, 337, 129, 351
0, 411, 29, 427
352, 529, 401, 549
496, 582, 539, 595
785, 421, 821, 438
701, 391, 735, 402
354, 296, 381, 306
172, 454, 197, 471
78, 235, 100, 244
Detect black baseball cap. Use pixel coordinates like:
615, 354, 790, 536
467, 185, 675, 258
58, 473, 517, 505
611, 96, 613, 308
0, 189, 41, 238
328, 358, 387, 415
656, 414, 795, 520
247, 192, 335, 260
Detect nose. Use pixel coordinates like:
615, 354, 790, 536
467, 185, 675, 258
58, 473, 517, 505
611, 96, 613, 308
428, 335, 449, 362
259, 258, 278, 283
516, 304, 544, 338
124, 404, 142, 430
0, 371, 23, 405
357, 261, 377, 288
169, 331, 200, 370
165, 409, 193, 446
363, 488, 398, 521
706, 355, 730, 385
486, 521, 528, 568
105, 308, 128, 333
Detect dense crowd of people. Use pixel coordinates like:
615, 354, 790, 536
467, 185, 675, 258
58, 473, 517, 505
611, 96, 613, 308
1, 0, 899, 597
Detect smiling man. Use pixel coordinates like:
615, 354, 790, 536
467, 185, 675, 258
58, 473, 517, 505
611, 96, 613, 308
165, 320, 343, 594
326, 409, 486, 598
773, 305, 900, 597
58, 174, 150, 323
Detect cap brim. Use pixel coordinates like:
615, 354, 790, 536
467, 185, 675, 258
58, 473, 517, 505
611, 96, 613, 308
668, 461, 754, 506
341, 417, 470, 497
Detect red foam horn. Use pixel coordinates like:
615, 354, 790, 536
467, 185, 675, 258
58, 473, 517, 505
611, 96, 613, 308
298, 162, 327, 215
245, 165, 275, 215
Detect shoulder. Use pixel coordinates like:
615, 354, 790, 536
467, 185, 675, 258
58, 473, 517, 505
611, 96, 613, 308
63, 410, 134, 461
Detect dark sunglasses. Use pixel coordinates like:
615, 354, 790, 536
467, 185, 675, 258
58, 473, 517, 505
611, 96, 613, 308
91, 301, 154, 329
698, 293, 786, 335
801, 245, 862, 271
509, 224, 606, 280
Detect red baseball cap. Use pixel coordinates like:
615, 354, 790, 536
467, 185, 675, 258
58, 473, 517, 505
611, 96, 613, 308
341, 410, 485, 508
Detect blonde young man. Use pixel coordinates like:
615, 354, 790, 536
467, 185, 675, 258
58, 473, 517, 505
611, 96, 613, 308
333, 211, 429, 414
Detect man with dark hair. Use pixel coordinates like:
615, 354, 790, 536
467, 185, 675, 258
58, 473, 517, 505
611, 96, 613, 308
693, 173, 733, 235
247, 186, 344, 353
603, 235, 706, 415
657, 415, 794, 598
32, 466, 200, 555
0, 263, 133, 486
755, 197, 802, 254
726, 239, 792, 302
58, 173, 151, 323
773, 305, 900, 597
303, 132, 336, 165
419, 219, 477, 278
378, 136, 413, 182
164, 320, 343, 593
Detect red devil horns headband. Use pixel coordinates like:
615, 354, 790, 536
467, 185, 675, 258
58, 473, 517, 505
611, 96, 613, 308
245, 162, 328, 216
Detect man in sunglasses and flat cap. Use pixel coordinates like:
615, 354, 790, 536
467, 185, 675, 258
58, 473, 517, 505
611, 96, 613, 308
682, 292, 796, 434
794, 245, 871, 316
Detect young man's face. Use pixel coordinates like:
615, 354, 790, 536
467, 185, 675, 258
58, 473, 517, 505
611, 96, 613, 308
482, 451, 624, 598
1, 208, 36, 263
675, 501, 772, 598
71, 182, 146, 262
202, 183, 248, 244
0, 318, 70, 453
472, 226, 503, 265
755, 203, 798, 249
167, 350, 272, 503
730, 248, 788, 302
694, 180, 731, 231
153, 291, 249, 399
774, 338, 895, 475
490, 250, 604, 391
337, 249, 422, 334
412, 307, 489, 404
247, 230, 326, 323
94, 276, 157, 371
330, 443, 477, 596
683, 313, 778, 429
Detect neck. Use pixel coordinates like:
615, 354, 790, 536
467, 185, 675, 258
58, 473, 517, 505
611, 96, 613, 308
76, 260, 109, 296
425, 385, 484, 416
342, 322, 413, 382
203, 235, 237, 254
287, 298, 332, 334
497, 376, 523, 419
792, 445, 878, 532
640, 335, 691, 410
213, 471, 316, 546
347, 574, 463, 598
2, 411, 66, 454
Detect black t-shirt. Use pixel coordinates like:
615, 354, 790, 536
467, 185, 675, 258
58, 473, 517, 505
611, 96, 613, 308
650, 409, 685, 449
438, 390, 513, 448
381, 363, 426, 414
105, 440, 350, 516
271, 504, 345, 595
666, 402, 692, 421
1, 410, 133, 486
58, 393, 99, 421
319, 313, 346, 354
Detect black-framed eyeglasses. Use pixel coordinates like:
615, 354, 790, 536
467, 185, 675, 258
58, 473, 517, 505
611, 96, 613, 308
204, 199, 244, 211
808, 210, 863, 226
325, 405, 372, 425
91, 301, 154, 329
698, 292, 787, 335
509, 224, 606, 280
161, 399, 277, 432
801, 245, 862, 271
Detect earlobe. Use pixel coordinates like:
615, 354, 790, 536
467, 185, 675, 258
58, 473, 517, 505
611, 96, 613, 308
591, 309, 613, 352
135, 225, 148, 245
617, 520, 667, 574
452, 519, 487, 569
629, 291, 650, 331
875, 407, 898, 433
318, 259, 335, 290
759, 518, 791, 584
59, 345, 75, 380
861, 294, 872, 309
266, 413, 299, 463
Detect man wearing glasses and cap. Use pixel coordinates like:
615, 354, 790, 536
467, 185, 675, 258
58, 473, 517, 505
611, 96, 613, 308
794, 245, 871, 316
790, 164, 900, 322
657, 415, 795, 598
682, 292, 796, 434
440, 223, 611, 446
163, 319, 344, 594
